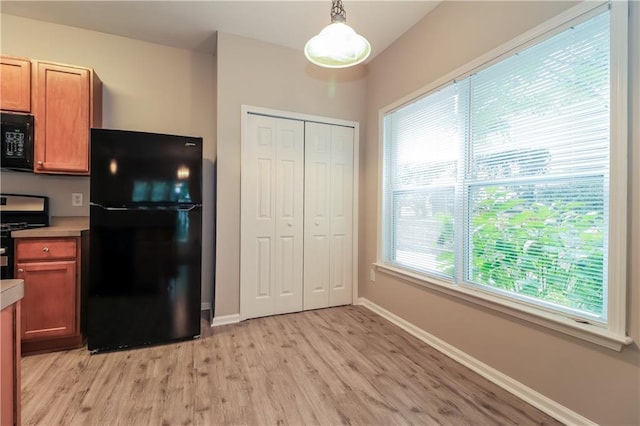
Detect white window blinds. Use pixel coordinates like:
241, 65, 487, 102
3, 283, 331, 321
383, 7, 611, 321
383, 82, 466, 278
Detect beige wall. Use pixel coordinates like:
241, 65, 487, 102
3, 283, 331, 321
215, 32, 366, 316
0, 14, 217, 306
362, 2, 640, 425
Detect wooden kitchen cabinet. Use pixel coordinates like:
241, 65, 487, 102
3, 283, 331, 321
15, 237, 83, 354
1, 301, 21, 426
33, 61, 102, 175
0, 56, 31, 112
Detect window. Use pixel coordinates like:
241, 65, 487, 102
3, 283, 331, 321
380, 2, 629, 347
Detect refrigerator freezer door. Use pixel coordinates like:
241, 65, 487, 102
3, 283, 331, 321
88, 204, 202, 352
90, 129, 203, 207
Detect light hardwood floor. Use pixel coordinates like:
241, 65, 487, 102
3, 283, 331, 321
21, 306, 562, 425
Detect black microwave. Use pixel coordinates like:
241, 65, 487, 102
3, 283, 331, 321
1, 112, 34, 172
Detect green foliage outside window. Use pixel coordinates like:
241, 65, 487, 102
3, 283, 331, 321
437, 185, 605, 316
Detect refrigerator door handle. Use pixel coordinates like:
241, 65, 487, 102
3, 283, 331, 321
90, 203, 130, 211
177, 205, 199, 212
91, 202, 201, 212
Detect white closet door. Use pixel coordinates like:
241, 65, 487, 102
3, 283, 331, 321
304, 122, 354, 310
241, 114, 304, 319
327, 125, 354, 306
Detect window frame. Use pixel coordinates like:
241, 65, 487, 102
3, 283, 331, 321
376, 0, 630, 351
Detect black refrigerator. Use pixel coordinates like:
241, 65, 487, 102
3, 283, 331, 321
88, 128, 202, 353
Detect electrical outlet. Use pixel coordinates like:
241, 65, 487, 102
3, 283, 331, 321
369, 268, 376, 282
72, 192, 83, 207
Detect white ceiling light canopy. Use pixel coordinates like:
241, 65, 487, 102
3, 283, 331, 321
304, 0, 371, 68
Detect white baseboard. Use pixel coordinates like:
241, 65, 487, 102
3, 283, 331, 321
211, 313, 241, 327
201, 302, 211, 311
356, 297, 596, 426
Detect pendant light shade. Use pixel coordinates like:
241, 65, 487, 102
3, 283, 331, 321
304, 0, 371, 68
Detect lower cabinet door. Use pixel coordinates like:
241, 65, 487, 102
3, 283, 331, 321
16, 260, 77, 341
0, 303, 19, 426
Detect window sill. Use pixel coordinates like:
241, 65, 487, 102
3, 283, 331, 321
374, 263, 633, 351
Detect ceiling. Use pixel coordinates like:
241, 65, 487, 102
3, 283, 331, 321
0, 1, 441, 60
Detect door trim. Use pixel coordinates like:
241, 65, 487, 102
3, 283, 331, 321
240, 105, 360, 321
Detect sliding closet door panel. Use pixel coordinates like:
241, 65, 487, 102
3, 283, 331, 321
304, 122, 354, 310
329, 125, 354, 306
274, 123, 305, 314
304, 123, 331, 310
241, 114, 276, 318
241, 114, 304, 319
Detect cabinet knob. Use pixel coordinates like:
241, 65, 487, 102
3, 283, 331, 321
287, 223, 292, 227
42, 247, 50, 253
37, 161, 43, 167
17, 268, 24, 273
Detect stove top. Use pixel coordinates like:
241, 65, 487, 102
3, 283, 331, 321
0, 222, 29, 232
0, 194, 49, 234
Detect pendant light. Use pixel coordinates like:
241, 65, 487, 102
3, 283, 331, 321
304, 0, 371, 68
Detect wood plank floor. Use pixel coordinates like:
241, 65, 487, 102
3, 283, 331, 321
21, 306, 562, 425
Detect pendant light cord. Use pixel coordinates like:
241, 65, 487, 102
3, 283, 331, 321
331, 0, 346, 23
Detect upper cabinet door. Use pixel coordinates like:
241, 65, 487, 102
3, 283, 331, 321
34, 61, 101, 175
0, 56, 31, 112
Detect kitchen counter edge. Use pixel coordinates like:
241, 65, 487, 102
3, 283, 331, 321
11, 216, 89, 238
1, 279, 24, 310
